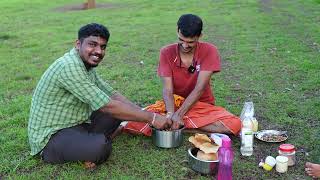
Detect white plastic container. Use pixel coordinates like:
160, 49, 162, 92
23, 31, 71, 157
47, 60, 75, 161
259, 156, 276, 171
276, 156, 288, 173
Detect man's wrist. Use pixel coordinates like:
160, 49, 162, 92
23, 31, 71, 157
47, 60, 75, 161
147, 112, 157, 126
175, 110, 185, 118
147, 112, 154, 125
166, 111, 173, 118
151, 113, 157, 126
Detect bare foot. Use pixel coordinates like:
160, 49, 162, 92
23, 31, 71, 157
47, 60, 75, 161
305, 162, 320, 178
84, 161, 96, 170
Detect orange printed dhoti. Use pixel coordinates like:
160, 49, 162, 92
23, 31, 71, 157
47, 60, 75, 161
123, 95, 241, 136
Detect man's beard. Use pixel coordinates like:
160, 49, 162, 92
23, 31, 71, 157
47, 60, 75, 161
179, 44, 193, 53
83, 60, 99, 69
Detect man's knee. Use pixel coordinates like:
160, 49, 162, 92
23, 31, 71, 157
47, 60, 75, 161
94, 138, 112, 164
89, 111, 121, 135
42, 131, 113, 165
200, 121, 232, 134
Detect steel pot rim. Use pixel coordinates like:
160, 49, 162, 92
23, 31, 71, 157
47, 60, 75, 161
188, 148, 219, 163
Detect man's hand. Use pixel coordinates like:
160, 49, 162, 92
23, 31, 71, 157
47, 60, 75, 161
166, 112, 174, 119
152, 113, 172, 130
170, 113, 184, 130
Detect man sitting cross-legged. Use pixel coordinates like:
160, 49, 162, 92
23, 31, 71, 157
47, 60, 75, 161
124, 14, 241, 136
28, 23, 171, 169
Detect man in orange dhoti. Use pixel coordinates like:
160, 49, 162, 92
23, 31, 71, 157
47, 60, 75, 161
124, 14, 241, 136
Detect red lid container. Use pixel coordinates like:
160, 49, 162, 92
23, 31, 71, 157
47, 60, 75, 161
279, 144, 295, 153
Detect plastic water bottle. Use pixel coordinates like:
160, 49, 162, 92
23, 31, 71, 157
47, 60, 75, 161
217, 137, 234, 180
240, 101, 254, 121
240, 112, 254, 156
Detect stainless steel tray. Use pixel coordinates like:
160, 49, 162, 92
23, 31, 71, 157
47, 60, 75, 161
255, 130, 288, 142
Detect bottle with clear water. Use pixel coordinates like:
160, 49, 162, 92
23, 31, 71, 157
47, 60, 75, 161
240, 112, 254, 156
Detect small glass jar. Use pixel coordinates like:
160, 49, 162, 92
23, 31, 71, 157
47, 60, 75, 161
278, 144, 296, 166
276, 156, 288, 173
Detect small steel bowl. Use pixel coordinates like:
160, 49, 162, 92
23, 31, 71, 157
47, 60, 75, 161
151, 127, 184, 148
188, 148, 219, 175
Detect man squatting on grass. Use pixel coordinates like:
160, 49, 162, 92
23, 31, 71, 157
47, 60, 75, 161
124, 14, 242, 136
28, 23, 172, 167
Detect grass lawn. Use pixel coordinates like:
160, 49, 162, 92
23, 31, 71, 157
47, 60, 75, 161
0, 0, 319, 179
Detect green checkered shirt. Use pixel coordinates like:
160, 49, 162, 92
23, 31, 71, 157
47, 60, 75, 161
28, 48, 116, 155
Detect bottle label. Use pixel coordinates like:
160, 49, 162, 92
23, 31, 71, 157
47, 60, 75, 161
242, 129, 253, 147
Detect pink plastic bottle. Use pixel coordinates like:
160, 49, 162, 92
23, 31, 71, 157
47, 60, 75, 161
217, 137, 234, 180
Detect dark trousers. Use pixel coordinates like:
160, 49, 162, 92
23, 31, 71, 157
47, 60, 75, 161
41, 111, 121, 164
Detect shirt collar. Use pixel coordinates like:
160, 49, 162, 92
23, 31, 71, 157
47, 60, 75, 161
174, 42, 199, 68
70, 48, 93, 72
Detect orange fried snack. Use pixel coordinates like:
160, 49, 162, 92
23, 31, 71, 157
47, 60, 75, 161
196, 150, 218, 161
189, 133, 219, 159
199, 142, 219, 154
189, 133, 212, 148
194, 133, 211, 143
188, 136, 202, 148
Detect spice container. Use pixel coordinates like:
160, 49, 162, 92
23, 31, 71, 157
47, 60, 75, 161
251, 117, 258, 132
276, 156, 288, 173
259, 156, 276, 171
278, 144, 296, 166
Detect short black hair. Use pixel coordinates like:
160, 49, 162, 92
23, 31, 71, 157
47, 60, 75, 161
177, 14, 203, 37
78, 23, 110, 42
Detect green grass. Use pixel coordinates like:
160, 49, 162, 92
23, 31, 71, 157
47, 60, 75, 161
0, 0, 319, 179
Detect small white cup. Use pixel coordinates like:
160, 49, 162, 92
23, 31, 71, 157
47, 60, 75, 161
276, 156, 288, 173
265, 156, 276, 167
259, 156, 276, 171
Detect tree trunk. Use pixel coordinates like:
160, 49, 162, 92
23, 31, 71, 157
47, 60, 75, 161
85, 0, 96, 9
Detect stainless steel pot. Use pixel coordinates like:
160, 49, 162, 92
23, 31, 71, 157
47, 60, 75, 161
188, 148, 219, 175
151, 127, 183, 148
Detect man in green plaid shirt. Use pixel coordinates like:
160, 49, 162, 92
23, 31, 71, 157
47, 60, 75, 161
28, 23, 172, 168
